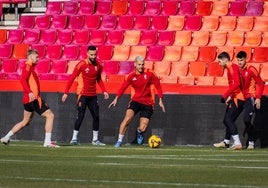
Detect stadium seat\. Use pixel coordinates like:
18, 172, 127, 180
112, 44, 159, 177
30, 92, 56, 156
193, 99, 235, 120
261, 32, 268, 47
89, 30, 107, 46
62, 1, 79, 15
117, 15, 134, 30
211, 1, 229, 16
112, 45, 130, 61
199, 46, 217, 62
111, 0, 128, 16
128, 0, 145, 15
251, 47, 268, 63
18, 15, 35, 29
128, 46, 147, 61
162, 46, 181, 62
151, 16, 168, 30
226, 31, 245, 47
187, 61, 207, 77
106, 30, 124, 45
217, 46, 234, 61
97, 46, 113, 61
214, 75, 228, 86
133, 15, 151, 30
39, 29, 57, 45
35, 15, 51, 30
23, 29, 40, 44
35, 59, 54, 80
244, 31, 262, 47
153, 61, 171, 78
122, 30, 141, 46
139, 30, 158, 46
84, 15, 101, 30
166, 16, 184, 31
235, 16, 254, 32
160, 76, 178, 84
228, 1, 247, 16
50, 15, 68, 30
68, 15, 85, 30
143, 0, 162, 15
245, 1, 263, 16
78, 1, 95, 15
50, 60, 68, 80
206, 62, 224, 77
56, 29, 73, 45
195, 76, 214, 86
157, 31, 175, 46
260, 63, 268, 82
161, 0, 179, 15
95, 1, 112, 15
1, 59, 17, 74
195, 1, 213, 16
0, 29, 7, 44
62, 45, 80, 61
102, 61, 119, 76
178, 75, 195, 85
46, 1, 62, 15
174, 31, 192, 46
0, 44, 13, 59
73, 30, 90, 45
191, 31, 210, 46
45, 44, 63, 60
144, 61, 154, 70
106, 74, 125, 83
200, 16, 219, 31
99, 15, 118, 30
7, 29, 24, 44
263, 1, 268, 16
208, 31, 227, 46
178, 1, 196, 15
183, 16, 202, 31
253, 16, 268, 31
181, 46, 199, 62
12, 43, 30, 59
30, 44, 46, 59
234, 46, 252, 62
79, 45, 88, 59
169, 61, 190, 84
218, 16, 237, 31
5, 59, 26, 80
117, 61, 134, 75
146, 46, 165, 61
66, 60, 79, 75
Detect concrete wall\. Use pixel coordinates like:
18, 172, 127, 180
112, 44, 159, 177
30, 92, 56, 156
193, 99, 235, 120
1, 92, 267, 147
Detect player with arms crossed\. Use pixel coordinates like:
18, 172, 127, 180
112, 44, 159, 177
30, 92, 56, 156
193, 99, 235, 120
1, 49, 59, 147
237, 51, 264, 149
109, 56, 166, 147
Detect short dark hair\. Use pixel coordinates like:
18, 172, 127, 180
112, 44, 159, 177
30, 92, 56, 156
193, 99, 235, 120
27, 49, 38, 57
236, 51, 247, 59
218, 52, 230, 61
87, 45, 97, 51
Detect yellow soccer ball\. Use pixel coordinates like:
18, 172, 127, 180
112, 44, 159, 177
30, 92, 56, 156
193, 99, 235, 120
148, 135, 162, 148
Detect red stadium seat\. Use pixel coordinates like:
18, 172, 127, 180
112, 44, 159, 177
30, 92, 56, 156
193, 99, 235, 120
62, 45, 80, 61
128, 0, 145, 15
97, 46, 113, 61
46, 44, 63, 60
161, 0, 179, 15
117, 61, 134, 75
234, 47, 252, 62
50, 60, 68, 80
143, 1, 162, 15
139, 30, 158, 46
251, 47, 268, 63
245, 1, 264, 16
95, 1, 112, 15
228, 1, 247, 16
183, 16, 202, 31
35, 15, 51, 30
151, 16, 168, 31
23, 29, 40, 44
0, 29, 7, 44
35, 59, 54, 80
198, 46, 217, 62
46, 1, 62, 15
5, 59, 26, 80
99, 15, 118, 30
196, 1, 213, 16
117, 15, 134, 30
178, 1, 196, 15
146, 46, 165, 61
73, 30, 90, 45
157, 31, 175, 46
18, 15, 35, 29
89, 30, 107, 46
78, 1, 95, 15
84, 15, 101, 30
30, 44, 46, 59
62, 1, 79, 15
106, 30, 124, 45
0, 44, 13, 59
206, 62, 224, 77
68, 15, 85, 30
7, 29, 24, 44
1, 59, 17, 73
56, 29, 73, 45
102, 61, 119, 76
12, 43, 29, 59
133, 15, 151, 30
50, 15, 68, 30
39, 29, 57, 45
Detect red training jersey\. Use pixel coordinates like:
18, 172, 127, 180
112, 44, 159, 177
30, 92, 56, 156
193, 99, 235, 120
117, 69, 163, 106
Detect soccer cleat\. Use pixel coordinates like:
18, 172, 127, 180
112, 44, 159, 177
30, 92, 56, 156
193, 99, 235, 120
114, 141, 122, 148
70, 139, 80, 145
43, 142, 60, 148
0, 137, 10, 145
137, 131, 144, 145
228, 144, 242, 150
213, 141, 229, 148
247, 144, 254, 150
92, 140, 106, 146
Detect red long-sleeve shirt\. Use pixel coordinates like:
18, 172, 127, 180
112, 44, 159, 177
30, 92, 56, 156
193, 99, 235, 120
117, 69, 163, 106
64, 59, 107, 96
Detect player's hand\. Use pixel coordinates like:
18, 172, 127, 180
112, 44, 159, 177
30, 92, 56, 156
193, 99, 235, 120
103, 92, 109, 100
62, 94, 68, 103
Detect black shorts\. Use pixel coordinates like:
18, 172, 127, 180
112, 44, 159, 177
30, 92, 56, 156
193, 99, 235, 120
24, 99, 50, 115
128, 101, 153, 119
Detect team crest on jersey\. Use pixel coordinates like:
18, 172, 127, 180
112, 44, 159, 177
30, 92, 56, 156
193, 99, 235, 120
85, 68, 90, 73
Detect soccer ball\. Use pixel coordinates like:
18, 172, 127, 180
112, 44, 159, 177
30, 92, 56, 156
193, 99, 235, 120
148, 135, 162, 148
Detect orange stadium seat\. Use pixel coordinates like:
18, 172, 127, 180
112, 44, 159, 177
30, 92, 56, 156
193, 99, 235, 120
208, 31, 227, 46
111, 0, 128, 15
174, 31, 192, 46
166, 16, 184, 31
261, 32, 268, 47
260, 63, 268, 82
181, 46, 199, 62
218, 16, 237, 31
111, 45, 130, 61
187, 61, 207, 77
195, 76, 214, 86
253, 16, 268, 31
122, 30, 141, 46
191, 31, 210, 46
170, 61, 189, 78
217, 46, 234, 60
128, 46, 147, 61
162, 46, 181, 62
211, 1, 229, 16
0, 29, 7, 44
153, 61, 171, 78
234, 47, 252, 62
196, 1, 213, 16
235, 16, 254, 32
226, 31, 245, 47
201, 16, 219, 31
244, 31, 262, 47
